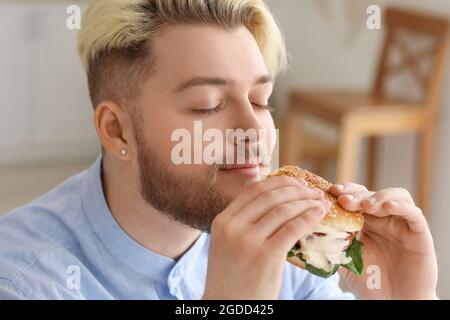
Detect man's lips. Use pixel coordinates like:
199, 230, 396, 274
218, 163, 262, 179
218, 164, 260, 170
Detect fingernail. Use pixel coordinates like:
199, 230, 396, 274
297, 178, 307, 186
316, 189, 324, 196
345, 194, 354, 200
365, 197, 376, 205
335, 184, 344, 190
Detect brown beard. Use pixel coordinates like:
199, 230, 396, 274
134, 121, 232, 232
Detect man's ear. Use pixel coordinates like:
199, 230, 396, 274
93, 101, 134, 160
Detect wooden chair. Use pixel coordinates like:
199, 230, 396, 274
281, 7, 449, 213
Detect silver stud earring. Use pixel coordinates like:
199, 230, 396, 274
120, 148, 127, 156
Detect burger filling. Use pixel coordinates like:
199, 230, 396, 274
288, 224, 364, 278
298, 224, 353, 272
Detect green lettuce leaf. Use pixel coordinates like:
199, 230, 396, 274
342, 239, 364, 276
304, 261, 340, 278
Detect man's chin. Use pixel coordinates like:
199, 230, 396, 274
215, 176, 253, 200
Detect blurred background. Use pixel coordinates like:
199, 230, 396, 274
1, 0, 450, 298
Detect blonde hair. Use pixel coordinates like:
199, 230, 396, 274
78, 0, 286, 108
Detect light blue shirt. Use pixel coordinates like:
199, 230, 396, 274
0, 156, 354, 300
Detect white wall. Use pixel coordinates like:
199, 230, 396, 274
0, 0, 98, 167
266, 0, 450, 298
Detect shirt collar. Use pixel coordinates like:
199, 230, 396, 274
81, 155, 208, 283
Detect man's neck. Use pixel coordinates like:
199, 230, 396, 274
101, 154, 201, 260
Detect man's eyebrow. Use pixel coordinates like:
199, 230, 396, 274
175, 77, 233, 93
174, 74, 273, 93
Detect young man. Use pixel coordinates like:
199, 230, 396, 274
0, 0, 438, 299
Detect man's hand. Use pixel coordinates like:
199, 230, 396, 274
203, 176, 330, 300
329, 183, 438, 300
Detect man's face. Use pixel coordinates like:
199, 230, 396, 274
131, 24, 276, 231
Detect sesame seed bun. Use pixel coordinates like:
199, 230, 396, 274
268, 166, 364, 232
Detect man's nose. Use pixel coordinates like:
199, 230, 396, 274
231, 102, 266, 144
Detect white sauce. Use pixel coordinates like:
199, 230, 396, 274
297, 224, 352, 272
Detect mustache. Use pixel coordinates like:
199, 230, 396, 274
213, 142, 272, 166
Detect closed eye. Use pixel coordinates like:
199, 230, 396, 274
191, 103, 274, 116
191, 104, 224, 115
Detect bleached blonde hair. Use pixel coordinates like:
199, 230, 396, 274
78, 0, 286, 108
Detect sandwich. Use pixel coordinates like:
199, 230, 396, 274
268, 166, 364, 278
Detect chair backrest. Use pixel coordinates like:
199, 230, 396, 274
373, 7, 449, 113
